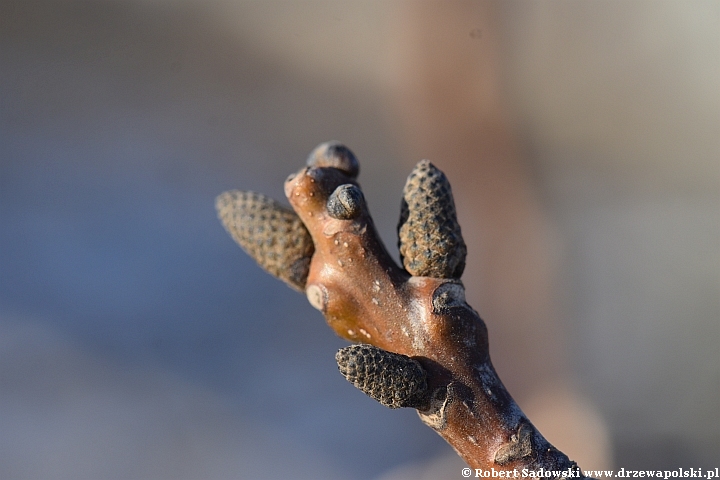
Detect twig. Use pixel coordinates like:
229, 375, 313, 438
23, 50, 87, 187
217, 142, 587, 476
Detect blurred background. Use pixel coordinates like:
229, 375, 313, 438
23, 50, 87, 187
1, 1, 718, 478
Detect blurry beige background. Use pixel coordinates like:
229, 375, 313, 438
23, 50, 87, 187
1, 1, 718, 479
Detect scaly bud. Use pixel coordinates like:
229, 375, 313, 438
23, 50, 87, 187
336, 344, 429, 409
398, 160, 466, 279
216, 190, 314, 291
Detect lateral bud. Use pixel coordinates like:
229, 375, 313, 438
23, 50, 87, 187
215, 190, 314, 291
336, 344, 430, 409
327, 184, 364, 220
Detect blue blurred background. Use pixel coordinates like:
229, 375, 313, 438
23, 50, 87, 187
1, 1, 718, 479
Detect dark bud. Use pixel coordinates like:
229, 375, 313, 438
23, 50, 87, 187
216, 190, 314, 291
327, 184, 364, 220
307, 141, 360, 178
336, 344, 429, 409
398, 159, 466, 279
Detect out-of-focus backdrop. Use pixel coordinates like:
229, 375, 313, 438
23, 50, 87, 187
1, 1, 718, 479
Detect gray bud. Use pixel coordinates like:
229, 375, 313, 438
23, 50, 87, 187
398, 160, 466, 279
336, 344, 429, 409
307, 141, 360, 178
216, 190, 314, 291
327, 184, 364, 220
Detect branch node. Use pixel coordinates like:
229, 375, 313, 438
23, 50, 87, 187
417, 382, 455, 431
431, 281, 469, 313
306, 284, 328, 312
494, 422, 535, 466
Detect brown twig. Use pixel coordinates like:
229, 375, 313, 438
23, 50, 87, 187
216, 142, 587, 476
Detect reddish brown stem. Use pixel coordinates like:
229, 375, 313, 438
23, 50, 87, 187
217, 142, 590, 476
283, 163, 582, 475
